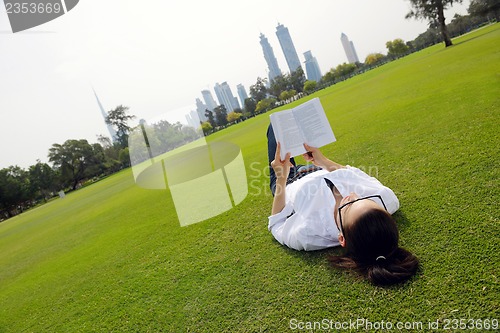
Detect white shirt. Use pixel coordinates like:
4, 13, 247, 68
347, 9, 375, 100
268, 166, 400, 251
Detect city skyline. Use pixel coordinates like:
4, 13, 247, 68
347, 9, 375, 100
0, 0, 471, 169
196, 22, 316, 118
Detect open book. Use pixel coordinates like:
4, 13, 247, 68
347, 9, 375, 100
270, 98, 336, 160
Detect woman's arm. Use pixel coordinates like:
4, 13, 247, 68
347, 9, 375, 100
271, 142, 292, 215
302, 143, 345, 171
271, 177, 288, 215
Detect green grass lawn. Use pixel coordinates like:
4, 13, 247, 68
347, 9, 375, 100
1, 24, 499, 332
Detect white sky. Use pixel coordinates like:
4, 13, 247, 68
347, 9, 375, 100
0, 0, 470, 169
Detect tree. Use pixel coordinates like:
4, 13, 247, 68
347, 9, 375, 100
48, 139, 98, 190
321, 70, 336, 84
447, 14, 471, 36
227, 111, 242, 123
153, 120, 184, 152
105, 105, 135, 148
86, 143, 107, 177
243, 98, 257, 116
406, 0, 463, 47
249, 77, 268, 103
268, 74, 289, 98
0, 166, 30, 217
255, 97, 276, 113
468, 0, 500, 21
365, 53, 386, 65
386, 38, 410, 58
118, 148, 130, 167
334, 63, 357, 78
97, 134, 122, 172
213, 105, 228, 127
289, 67, 306, 93
204, 109, 216, 128
200, 121, 213, 136
29, 161, 57, 202
303, 80, 317, 94
413, 26, 442, 49
279, 90, 297, 101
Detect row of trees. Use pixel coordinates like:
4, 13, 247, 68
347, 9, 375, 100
1, 0, 497, 220
407, 0, 498, 47
129, 119, 201, 164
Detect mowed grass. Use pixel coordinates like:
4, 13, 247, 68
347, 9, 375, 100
1, 24, 499, 332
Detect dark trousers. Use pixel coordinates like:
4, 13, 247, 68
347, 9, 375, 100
267, 124, 298, 196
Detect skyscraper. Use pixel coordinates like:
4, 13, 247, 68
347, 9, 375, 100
93, 88, 118, 143
303, 50, 322, 82
195, 98, 208, 121
275, 23, 302, 73
186, 110, 201, 128
340, 33, 360, 64
236, 84, 248, 109
259, 33, 282, 81
214, 82, 239, 112
201, 89, 217, 111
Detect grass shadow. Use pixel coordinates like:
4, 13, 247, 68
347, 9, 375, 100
392, 210, 411, 230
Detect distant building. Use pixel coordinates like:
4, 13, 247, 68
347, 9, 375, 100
236, 84, 248, 109
195, 98, 208, 121
259, 33, 282, 81
214, 82, 239, 112
201, 89, 217, 111
303, 50, 322, 82
186, 110, 200, 128
92, 88, 118, 143
275, 23, 302, 74
340, 33, 360, 64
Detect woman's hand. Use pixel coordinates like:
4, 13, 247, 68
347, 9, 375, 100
302, 143, 328, 167
302, 143, 345, 171
271, 142, 292, 181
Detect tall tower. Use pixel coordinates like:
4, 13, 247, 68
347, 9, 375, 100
275, 23, 302, 73
214, 82, 239, 112
340, 33, 360, 64
236, 84, 249, 108
303, 50, 322, 82
201, 89, 218, 111
92, 88, 118, 143
222, 82, 240, 110
259, 33, 282, 81
195, 98, 208, 122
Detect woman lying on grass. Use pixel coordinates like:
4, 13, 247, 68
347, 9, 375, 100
267, 125, 418, 286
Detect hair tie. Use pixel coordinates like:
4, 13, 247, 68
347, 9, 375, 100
376, 255, 386, 261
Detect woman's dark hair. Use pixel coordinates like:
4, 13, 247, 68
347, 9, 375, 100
328, 208, 419, 286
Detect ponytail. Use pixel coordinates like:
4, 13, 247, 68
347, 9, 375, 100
366, 247, 419, 286
329, 208, 419, 286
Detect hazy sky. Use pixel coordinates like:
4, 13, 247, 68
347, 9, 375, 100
0, 0, 470, 169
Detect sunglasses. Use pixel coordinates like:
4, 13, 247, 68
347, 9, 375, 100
337, 195, 388, 235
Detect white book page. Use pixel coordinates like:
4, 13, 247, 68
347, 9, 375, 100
270, 110, 306, 160
292, 98, 336, 148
